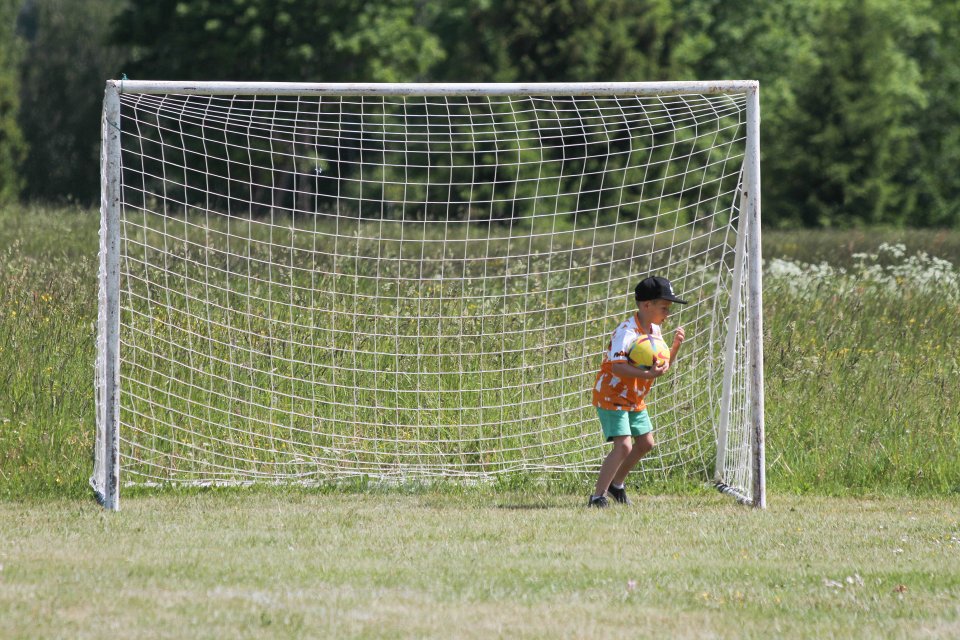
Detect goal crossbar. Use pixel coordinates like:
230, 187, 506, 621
114, 80, 759, 97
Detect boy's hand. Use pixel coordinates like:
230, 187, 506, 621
672, 326, 686, 351
647, 359, 669, 378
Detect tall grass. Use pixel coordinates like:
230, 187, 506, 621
763, 239, 960, 495
112, 210, 735, 486
1, 205, 958, 499
0, 205, 100, 497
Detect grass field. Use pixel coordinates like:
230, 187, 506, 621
2, 205, 958, 498
1, 205, 959, 637
1, 492, 958, 638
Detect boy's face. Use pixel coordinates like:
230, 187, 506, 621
639, 298, 673, 324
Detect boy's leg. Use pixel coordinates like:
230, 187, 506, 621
611, 432, 655, 487
592, 435, 632, 498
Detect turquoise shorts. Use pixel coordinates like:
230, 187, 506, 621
596, 407, 652, 441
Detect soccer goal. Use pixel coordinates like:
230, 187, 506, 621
93, 81, 764, 510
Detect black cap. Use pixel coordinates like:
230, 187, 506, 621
635, 276, 688, 304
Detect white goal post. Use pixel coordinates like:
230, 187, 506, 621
93, 80, 765, 510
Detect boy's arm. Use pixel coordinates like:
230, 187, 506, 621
608, 325, 685, 382
609, 361, 668, 381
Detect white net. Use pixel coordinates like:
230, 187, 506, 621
93, 84, 761, 500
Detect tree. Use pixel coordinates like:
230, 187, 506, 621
6, 0, 955, 227
784, 0, 933, 226
907, 0, 960, 226
693, 0, 940, 227
429, 0, 702, 82
16, 0, 128, 204
111, 0, 443, 83
0, 0, 26, 203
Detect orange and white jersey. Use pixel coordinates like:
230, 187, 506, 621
591, 314, 662, 412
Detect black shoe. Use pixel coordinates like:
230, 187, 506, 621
606, 485, 632, 505
588, 495, 609, 508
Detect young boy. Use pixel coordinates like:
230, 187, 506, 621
588, 276, 687, 508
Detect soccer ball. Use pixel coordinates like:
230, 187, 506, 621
627, 334, 671, 370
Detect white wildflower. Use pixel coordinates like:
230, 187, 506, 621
766, 247, 959, 301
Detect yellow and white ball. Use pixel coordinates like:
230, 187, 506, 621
627, 334, 671, 370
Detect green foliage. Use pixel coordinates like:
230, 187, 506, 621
1, 0, 960, 225
428, 0, 697, 82
0, 0, 26, 202
691, 0, 940, 228
907, 0, 960, 226
774, 0, 934, 227
112, 0, 443, 82
16, 0, 127, 204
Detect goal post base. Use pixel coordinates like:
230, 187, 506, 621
712, 480, 758, 507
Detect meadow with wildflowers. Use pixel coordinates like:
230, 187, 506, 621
762, 233, 960, 495
1, 207, 959, 498
1, 206, 958, 638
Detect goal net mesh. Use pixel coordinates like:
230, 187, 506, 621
94, 87, 758, 497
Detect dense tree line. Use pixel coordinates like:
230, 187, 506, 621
0, 0, 26, 202
0, 0, 957, 227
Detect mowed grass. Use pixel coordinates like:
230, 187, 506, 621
1, 205, 960, 636
0, 492, 958, 639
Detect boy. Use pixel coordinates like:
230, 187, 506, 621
588, 276, 687, 508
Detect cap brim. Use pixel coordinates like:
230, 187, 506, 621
663, 295, 688, 304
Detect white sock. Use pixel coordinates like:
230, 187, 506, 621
611, 483, 625, 490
